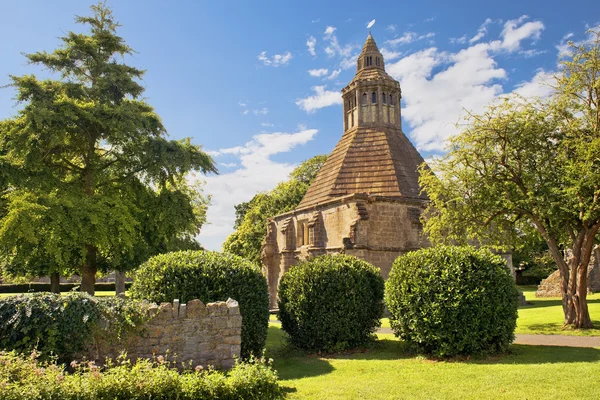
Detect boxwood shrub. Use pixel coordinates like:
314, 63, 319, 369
0, 293, 147, 362
0, 351, 283, 400
129, 250, 269, 358
385, 246, 519, 357
277, 254, 384, 352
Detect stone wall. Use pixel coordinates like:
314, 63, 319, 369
536, 246, 600, 297
85, 298, 242, 369
262, 194, 429, 307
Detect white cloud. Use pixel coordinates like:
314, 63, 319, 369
340, 54, 360, 70
238, 101, 247, 107
327, 69, 341, 80
220, 162, 237, 168
381, 48, 402, 61
260, 122, 274, 127
324, 26, 336, 36
500, 16, 544, 52
387, 32, 417, 46
380, 16, 547, 152
424, 17, 436, 22
386, 24, 397, 33
242, 110, 249, 115
323, 26, 354, 58
513, 69, 555, 99
252, 107, 269, 116
198, 129, 319, 250
306, 36, 317, 56
387, 32, 435, 46
308, 68, 329, 77
296, 85, 342, 113
257, 50, 292, 67
450, 35, 467, 44
469, 18, 492, 44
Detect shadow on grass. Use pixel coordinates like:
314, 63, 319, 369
524, 322, 600, 334
265, 325, 335, 380
519, 298, 600, 310
327, 340, 600, 365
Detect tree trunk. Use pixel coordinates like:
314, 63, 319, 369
115, 270, 126, 295
561, 228, 597, 329
50, 272, 60, 294
81, 244, 97, 295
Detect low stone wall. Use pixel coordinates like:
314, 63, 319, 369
85, 298, 242, 369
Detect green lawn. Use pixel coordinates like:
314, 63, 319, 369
516, 286, 600, 336
266, 323, 600, 399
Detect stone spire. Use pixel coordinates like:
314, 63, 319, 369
296, 34, 428, 210
357, 33, 385, 72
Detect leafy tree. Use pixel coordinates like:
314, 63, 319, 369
420, 31, 600, 328
0, 3, 216, 294
223, 155, 327, 263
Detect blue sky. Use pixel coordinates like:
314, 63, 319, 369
0, 0, 598, 250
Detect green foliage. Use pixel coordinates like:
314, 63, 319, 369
0, 282, 131, 293
0, 352, 283, 400
385, 246, 519, 357
418, 31, 600, 328
129, 250, 269, 358
0, 3, 216, 289
224, 155, 327, 264
277, 254, 384, 352
0, 293, 147, 361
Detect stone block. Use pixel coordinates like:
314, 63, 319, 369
223, 336, 242, 345
187, 299, 207, 317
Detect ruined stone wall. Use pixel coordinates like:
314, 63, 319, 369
355, 201, 427, 251
85, 298, 242, 369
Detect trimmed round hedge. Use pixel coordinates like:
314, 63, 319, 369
385, 246, 519, 357
277, 254, 384, 352
130, 250, 269, 358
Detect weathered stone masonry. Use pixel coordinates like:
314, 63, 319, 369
85, 298, 242, 369
261, 33, 430, 308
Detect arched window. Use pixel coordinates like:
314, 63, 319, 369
376, 57, 380, 66
382, 92, 386, 104
362, 93, 367, 105
369, 56, 373, 66
389, 94, 393, 105
372, 92, 377, 104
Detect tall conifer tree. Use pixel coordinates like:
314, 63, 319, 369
0, 3, 216, 293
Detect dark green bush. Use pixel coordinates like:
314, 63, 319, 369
277, 254, 384, 352
0, 293, 147, 361
0, 282, 132, 293
129, 250, 269, 358
385, 246, 519, 357
0, 351, 283, 400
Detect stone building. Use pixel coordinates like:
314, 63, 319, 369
261, 34, 429, 308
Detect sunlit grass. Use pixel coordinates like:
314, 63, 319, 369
266, 322, 600, 399
516, 286, 600, 336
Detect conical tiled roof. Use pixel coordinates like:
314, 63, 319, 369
296, 34, 428, 210
296, 128, 427, 209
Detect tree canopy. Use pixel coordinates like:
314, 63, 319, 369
223, 155, 327, 264
420, 30, 600, 328
0, 3, 216, 293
